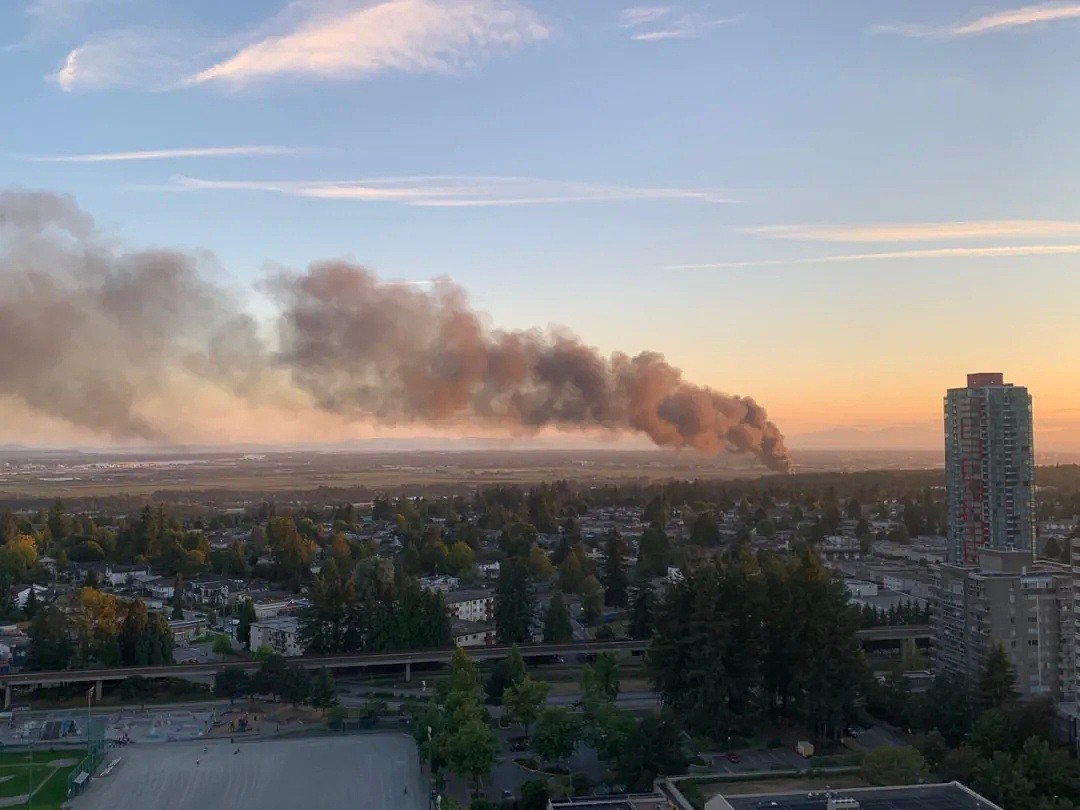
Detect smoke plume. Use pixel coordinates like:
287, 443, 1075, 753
0, 191, 792, 471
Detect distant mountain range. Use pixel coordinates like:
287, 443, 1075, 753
788, 424, 942, 450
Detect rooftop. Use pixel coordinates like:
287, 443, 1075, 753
715, 782, 1001, 810
444, 588, 494, 604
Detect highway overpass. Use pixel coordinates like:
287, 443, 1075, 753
855, 624, 931, 642
0, 639, 648, 708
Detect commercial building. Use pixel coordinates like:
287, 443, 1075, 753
706, 781, 1002, 810
945, 372, 1034, 563
930, 549, 1073, 698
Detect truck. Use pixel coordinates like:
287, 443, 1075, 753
795, 740, 814, 758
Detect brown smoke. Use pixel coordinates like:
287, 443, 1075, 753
0, 191, 791, 471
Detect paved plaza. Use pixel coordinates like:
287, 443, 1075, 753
72, 734, 428, 810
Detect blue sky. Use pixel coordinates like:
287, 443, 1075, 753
2, 0, 1080, 446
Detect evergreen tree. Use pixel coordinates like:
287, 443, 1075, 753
627, 581, 655, 640
27, 605, 72, 670
23, 585, 39, 619
237, 599, 257, 649
978, 642, 1019, 710
637, 525, 670, 578
171, 574, 185, 620
543, 592, 573, 643
602, 530, 628, 608
581, 575, 604, 623
494, 558, 535, 643
309, 667, 339, 712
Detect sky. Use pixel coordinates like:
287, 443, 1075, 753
1, 0, 1079, 453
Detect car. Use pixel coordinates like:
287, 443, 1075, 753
845, 726, 861, 738
510, 739, 529, 752
726, 751, 741, 763
502, 790, 514, 800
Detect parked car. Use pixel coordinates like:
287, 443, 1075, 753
726, 751, 740, 763
510, 739, 529, 752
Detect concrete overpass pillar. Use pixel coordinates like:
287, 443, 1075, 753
3, 685, 9, 710
405, 660, 411, 683
95, 679, 102, 701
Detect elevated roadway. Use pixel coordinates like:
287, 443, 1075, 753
0, 639, 648, 707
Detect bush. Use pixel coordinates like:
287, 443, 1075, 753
520, 779, 549, 810
570, 772, 590, 795
766, 738, 783, 749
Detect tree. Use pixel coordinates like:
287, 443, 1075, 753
558, 551, 586, 594
171, 573, 185, 620
23, 585, 39, 620
237, 598, 257, 649
504, 675, 549, 737
494, 559, 535, 644
212, 634, 233, 660
602, 530, 628, 608
637, 525, 669, 577
308, 667, 338, 712
968, 709, 1015, 758
585, 653, 619, 702
543, 592, 573, 643
254, 654, 289, 701
627, 581, 655, 640
532, 707, 580, 766
862, 745, 929, 786
690, 512, 721, 546
978, 642, 1018, 710
445, 716, 498, 796
616, 714, 687, 791
519, 779, 550, 810
27, 605, 72, 670
214, 667, 249, 705
581, 575, 604, 623
527, 544, 553, 581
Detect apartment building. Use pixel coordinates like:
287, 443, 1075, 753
445, 589, 494, 623
944, 372, 1035, 563
249, 616, 304, 657
931, 549, 1073, 698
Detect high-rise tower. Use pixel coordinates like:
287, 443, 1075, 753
944, 373, 1034, 563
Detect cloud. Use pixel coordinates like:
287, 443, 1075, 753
159, 174, 730, 206
875, 2, 1080, 38
188, 0, 549, 86
620, 6, 673, 27
52, 26, 214, 91
748, 220, 1080, 243
666, 244, 1080, 269
620, 3, 734, 40
28, 146, 304, 163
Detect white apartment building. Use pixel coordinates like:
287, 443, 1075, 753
445, 589, 494, 623
249, 616, 304, 657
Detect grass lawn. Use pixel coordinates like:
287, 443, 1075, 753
0, 749, 87, 810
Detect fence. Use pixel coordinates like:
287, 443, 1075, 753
66, 718, 105, 799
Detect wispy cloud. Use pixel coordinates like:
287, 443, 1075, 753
667, 244, 1080, 269
52, 26, 214, 91
875, 2, 1080, 38
158, 174, 730, 207
51, 0, 548, 91
27, 145, 304, 163
620, 4, 735, 40
188, 0, 549, 87
620, 6, 673, 27
748, 220, 1080, 243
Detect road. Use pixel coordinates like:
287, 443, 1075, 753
1, 639, 648, 694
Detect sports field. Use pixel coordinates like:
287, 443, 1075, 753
0, 750, 83, 810
73, 735, 427, 810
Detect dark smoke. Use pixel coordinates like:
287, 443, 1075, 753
0, 191, 792, 471
271, 263, 792, 471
